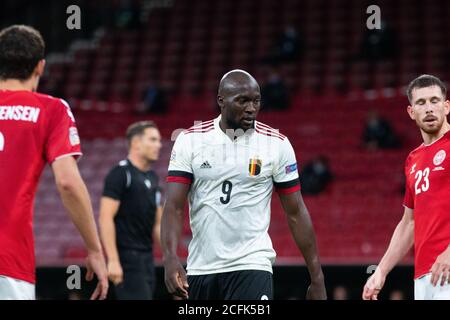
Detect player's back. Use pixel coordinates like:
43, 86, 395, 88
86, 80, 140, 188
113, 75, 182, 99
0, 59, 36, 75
0, 89, 81, 283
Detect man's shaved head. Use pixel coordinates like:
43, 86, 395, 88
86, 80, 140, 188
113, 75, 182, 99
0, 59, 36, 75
217, 69, 261, 131
218, 69, 259, 96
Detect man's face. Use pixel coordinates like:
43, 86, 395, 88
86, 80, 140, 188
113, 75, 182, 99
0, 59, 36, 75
135, 128, 162, 162
408, 85, 450, 134
220, 84, 261, 131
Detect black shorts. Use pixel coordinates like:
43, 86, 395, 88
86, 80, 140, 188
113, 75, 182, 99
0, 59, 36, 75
187, 270, 273, 300
114, 249, 155, 300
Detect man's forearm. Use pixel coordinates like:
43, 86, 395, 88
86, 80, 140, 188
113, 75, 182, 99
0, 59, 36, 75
58, 179, 102, 253
99, 216, 120, 262
377, 218, 414, 276
287, 207, 323, 280
161, 204, 183, 259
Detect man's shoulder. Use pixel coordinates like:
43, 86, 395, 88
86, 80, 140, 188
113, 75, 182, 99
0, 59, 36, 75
117, 159, 134, 171
407, 143, 426, 160
174, 119, 216, 144
32, 92, 69, 109
254, 120, 287, 141
108, 160, 130, 175
149, 170, 160, 183
104, 160, 132, 188
405, 144, 427, 168
182, 119, 215, 135
0, 91, 67, 110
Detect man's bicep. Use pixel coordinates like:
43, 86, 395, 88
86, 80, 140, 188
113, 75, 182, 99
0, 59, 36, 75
402, 206, 414, 222
165, 182, 190, 209
51, 155, 80, 183
155, 206, 163, 223
278, 190, 302, 215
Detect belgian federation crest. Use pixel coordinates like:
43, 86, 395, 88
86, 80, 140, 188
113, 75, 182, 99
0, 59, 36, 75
249, 158, 262, 176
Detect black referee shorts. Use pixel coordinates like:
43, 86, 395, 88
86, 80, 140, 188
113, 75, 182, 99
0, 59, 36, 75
187, 270, 273, 300
114, 249, 155, 300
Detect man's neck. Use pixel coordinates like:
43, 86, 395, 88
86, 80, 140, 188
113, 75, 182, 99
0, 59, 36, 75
128, 154, 151, 172
218, 117, 232, 133
219, 118, 239, 142
0, 79, 34, 92
219, 117, 255, 142
422, 122, 450, 145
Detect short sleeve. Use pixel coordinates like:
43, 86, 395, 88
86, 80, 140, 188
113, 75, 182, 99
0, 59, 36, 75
153, 174, 163, 207
273, 138, 301, 194
167, 131, 193, 184
403, 158, 415, 209
102, 166, 127, 200
155, 188, 163, 207
403, 184, 414, 209
45, 99, 82, 164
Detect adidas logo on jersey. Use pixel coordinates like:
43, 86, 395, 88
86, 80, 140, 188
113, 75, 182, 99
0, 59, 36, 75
200, 161, 212, 169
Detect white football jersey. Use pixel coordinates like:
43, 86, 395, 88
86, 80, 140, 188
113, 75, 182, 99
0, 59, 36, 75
167, 115, 300, 275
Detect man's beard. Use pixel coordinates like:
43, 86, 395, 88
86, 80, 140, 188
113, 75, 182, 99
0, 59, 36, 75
418, 118, 444, 134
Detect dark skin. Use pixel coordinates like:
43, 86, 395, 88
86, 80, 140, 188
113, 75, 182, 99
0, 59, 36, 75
161, 70, 326, 300
217, 70, 261, 134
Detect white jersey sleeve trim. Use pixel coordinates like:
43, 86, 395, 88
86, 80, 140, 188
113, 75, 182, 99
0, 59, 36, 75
52, 152, 83, 163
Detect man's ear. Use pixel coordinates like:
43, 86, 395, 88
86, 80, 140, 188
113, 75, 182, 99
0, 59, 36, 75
444, 100, 450, 116
35, 59, 46, 77
129, 135, 140, 151
217, 95, 224, 110
407, 105, 415, 120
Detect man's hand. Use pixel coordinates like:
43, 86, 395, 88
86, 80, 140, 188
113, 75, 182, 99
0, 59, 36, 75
306, 278, 327, 300
430, 245, 450, 287
107, 260, 124, 285
85, 251, 109, 300
362, 269, 386, 300
164, 256, 189, 299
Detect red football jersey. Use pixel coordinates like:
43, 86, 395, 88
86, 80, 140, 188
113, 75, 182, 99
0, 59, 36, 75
0, 90, 82, 284
403, 130, 450, 279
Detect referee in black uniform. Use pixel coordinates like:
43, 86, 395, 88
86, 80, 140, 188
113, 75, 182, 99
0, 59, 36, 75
99, 121, 162, 300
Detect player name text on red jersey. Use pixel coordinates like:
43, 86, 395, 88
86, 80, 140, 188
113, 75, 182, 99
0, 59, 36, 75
0, 106, 40, 123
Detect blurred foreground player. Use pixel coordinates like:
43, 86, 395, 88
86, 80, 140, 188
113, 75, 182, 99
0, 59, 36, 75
0, 25, 108, 300
99, 121, 163, 299
161, 69, 326, 300
363, 75, 450, 300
